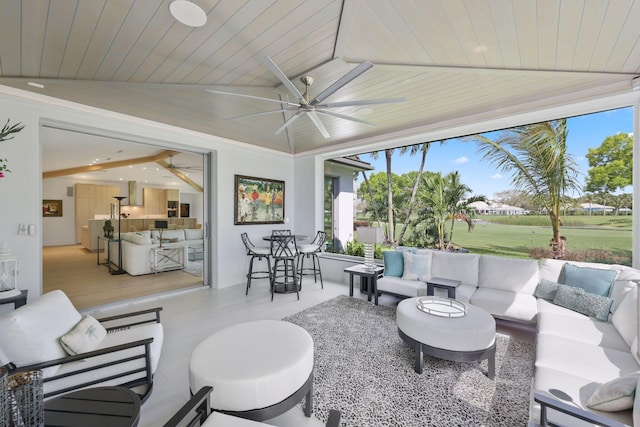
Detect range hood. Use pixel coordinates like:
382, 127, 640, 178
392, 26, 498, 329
127, 181, 142, 206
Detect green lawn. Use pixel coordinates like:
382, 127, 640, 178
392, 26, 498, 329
450, 216, 632, 265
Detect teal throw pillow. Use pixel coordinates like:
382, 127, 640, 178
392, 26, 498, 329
534, 279, 560, 300
401, 252, 430, 281
552, 284, 613, 321
560, 263, 617, 296
382, 250, 404, 277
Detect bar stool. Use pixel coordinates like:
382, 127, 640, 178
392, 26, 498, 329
240, 233, 271, 296
298, 231, 325, 289
270, 235, 299, 301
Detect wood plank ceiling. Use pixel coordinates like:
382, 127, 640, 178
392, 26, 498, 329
0, 0, 638, 155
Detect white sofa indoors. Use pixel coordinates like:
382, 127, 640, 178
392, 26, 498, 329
114, 228, 204, 275
377, 248, 640, 426
0, 290, 163, 401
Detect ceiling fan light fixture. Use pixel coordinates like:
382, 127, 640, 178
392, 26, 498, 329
169, 1, 207, 27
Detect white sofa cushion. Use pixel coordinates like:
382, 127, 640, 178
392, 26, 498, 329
0, 290, 81, 374
59, 315, 107, 356
612, 286, 638, 348
537, 298, 590, 319
537, 312, 629, 352
478, 255, 539, 293
535, 333, 639, 382
151, 229, 185, 241
470, 288, 537, 322
184, 228, 204, 240
430, 251, 480, 287
377, 276, 427, 297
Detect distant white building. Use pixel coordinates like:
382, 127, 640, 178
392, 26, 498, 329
469, 200, 528, 215
579, 203, 615, 213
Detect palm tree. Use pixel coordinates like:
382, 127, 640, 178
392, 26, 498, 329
445, 173, 486, 244
419, 173, 448, 249
466, 119, 581, 259
396, 143, 433, 244
370, 143, 433, 244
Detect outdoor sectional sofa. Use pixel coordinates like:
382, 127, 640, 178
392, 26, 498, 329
377, 249, 640, 426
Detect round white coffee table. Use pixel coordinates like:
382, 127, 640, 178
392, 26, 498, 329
396, 297, 496, 378
189, 320, 314, 421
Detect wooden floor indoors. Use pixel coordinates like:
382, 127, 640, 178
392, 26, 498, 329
43, 244, 203, 310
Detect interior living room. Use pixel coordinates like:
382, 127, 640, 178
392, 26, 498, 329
41, 125, 208, 309
0, 1, 639, 426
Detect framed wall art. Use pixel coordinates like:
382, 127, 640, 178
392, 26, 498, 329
42, 199, 62, 217
234, 175, 284, 225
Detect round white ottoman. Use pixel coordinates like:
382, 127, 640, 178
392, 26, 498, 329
396, 297, 496, 378
189, 320, 314, 421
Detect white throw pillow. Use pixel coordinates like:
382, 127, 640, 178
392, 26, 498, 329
130, 232, 153, 245
612, 286, 637, 347
402, 252, 430, 281
59, 315, 107, 356
586, 372, 640, 411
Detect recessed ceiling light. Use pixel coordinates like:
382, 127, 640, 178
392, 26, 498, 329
27, 82, 44, 89
170, 1, 207, 27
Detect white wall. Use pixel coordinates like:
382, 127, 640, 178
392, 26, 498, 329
42, 177, 76, 246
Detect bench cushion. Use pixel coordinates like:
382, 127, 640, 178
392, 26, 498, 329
46, 322, 163, 396
470, 288, 537, 322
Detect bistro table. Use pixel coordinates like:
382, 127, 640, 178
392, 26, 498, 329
344, 264, 385, 305
44, 386, 140, 427
262, 235, 309, 242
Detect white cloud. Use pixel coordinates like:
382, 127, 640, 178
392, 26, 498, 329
491, 173, 502, 180
453, 156, 468, 164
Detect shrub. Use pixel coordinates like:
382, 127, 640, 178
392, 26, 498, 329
345, 240, 384, 259
528, 247, 629, 265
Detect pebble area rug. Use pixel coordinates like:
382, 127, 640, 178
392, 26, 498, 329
283, 295, 534, 427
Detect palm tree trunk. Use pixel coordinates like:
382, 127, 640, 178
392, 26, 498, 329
385, 149, 395, 244
397, 145, 428, 244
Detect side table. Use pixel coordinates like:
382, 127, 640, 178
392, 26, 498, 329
344, 264, 385, 305
151, 245, 185, 274
44, 386, 140, 427
426, 277, 462, 299
97, 236, 120, 273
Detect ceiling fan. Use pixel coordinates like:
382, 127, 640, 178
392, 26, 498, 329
206, 56, 406, 138
166, 155, 202, 172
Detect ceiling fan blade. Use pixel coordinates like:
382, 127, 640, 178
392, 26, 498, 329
318, 97, 407, 109
309, 61, 373, 106
316, 110, 376, 127
274, 110, 305, 136
306, 111, 330, 138
205, 89, 298, 107
227, 109, 296, 120
261, 56, 307, 105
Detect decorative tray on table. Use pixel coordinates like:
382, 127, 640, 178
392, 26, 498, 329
416, 297, 467, 318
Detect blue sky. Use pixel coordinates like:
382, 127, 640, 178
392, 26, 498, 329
358, 107, 634, 199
